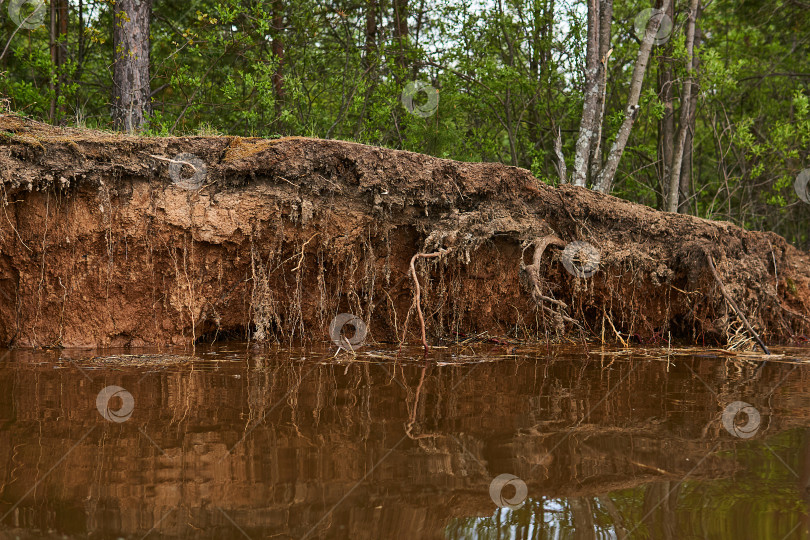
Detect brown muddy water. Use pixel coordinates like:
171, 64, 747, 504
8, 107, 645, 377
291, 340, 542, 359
1, 345, 810, 539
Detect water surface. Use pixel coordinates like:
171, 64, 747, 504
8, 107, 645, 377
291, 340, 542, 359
1, 345, 809, 539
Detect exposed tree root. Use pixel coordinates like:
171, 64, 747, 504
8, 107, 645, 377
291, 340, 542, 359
603, 306, 629, 347
406, 248, 452, 354
705, 250, 771, 355
147, 154, 200, 172
522, 235, 581, 329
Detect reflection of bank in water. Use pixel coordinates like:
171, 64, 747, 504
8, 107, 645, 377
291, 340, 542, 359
1, 347, 810, 538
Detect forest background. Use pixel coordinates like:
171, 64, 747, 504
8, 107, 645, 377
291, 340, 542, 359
1, 0, 808, 247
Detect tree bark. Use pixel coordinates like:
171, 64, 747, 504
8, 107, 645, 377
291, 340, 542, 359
112, 0, 152, 133
355, 0, 378, 137
554, 126, 568, 184
570, 497, 596, 539
679, 8, 702, 214
571, 0, 601, 187
595, 0, 671, 194
588, 0, 613, 179
271, 0, 285, 122
393, 0, 409, 72
365, 0, 378, 67
528, 0, 554, 170
57, 0, 68, 122
666, 0, 700, 212
656, 0, 675, 209
48, 0, 56, 122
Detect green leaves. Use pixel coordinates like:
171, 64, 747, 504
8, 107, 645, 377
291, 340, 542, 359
0, 0, 807, 245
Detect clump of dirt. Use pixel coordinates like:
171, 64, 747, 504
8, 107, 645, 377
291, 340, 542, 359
0, 114, 808, 349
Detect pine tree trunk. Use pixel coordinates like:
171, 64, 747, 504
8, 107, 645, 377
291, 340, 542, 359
112, 0, 152, 133
355, 0, 378, 136
48, 0, 57, 122
365, 0, 377, 67
57, 0, 68, 122
393, 0, 409, 72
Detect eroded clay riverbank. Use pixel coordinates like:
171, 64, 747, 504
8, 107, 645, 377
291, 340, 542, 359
1, 114, 808, 348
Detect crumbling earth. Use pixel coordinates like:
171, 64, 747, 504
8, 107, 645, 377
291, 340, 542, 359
0, 114, 808, 349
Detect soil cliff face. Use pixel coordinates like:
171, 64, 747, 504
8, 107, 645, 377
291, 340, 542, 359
0, 115, 808, 348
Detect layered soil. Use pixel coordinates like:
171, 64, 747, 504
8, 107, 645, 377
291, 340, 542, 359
0, 114, 808, 348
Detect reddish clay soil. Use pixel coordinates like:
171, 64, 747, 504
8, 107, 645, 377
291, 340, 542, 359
0, 114, 808, 348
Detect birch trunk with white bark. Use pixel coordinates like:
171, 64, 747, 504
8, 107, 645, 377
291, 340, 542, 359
594, 0, 671, 194
666, 0, 701, 212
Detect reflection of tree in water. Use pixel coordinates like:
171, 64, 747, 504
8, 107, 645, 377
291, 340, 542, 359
447, 430, 810, 539
1, 350, 810, 538
446, 496, 625, 539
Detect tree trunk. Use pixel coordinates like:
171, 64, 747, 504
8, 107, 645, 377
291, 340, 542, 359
798, 429, 810, 537
271, 0, 285, 125
595, 0, 671, 194
528, 2, 541, 157
570, 498, 596, 540
354, 0, 378, 136
393, 0, 408, 72
554, 126, 568, 184
589, 0, 613, 179
571, 0, 601, 187
365, 0, 378, 68
656, 0, 675, 209
112, 0, 152, 133
48, 0, 56, 122
679, 8, 702, 214
57, 0, 68, 122
44, 0, 70, 121
666, 0, 700, 212
528, 0, 553, 166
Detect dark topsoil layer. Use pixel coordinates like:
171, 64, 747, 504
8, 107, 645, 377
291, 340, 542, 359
0, 114, 808, 349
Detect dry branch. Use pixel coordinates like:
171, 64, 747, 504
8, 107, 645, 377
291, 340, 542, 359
705, 251, 771, 355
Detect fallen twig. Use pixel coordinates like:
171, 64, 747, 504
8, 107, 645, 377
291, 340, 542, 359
705, 250, 771, 355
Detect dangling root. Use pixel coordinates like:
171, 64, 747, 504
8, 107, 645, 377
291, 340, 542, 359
405, 248, 452, 354
705, 250, 771, 355
523, 235, 581, 328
